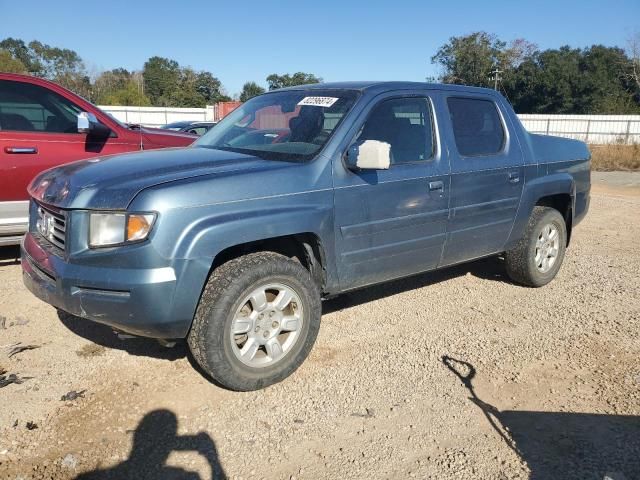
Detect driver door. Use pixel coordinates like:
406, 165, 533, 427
0, 79, 136, 205
333, 93, 450, 290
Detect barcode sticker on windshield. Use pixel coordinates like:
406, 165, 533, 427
297, 96, 339, 108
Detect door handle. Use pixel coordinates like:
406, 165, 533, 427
508, 172, 520, 184
5, 146, 38, 154
429, 181, 444, 192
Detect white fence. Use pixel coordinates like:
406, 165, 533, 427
518, 114, 640, 145
100, 105, 640, 144
99, 105, 216, 128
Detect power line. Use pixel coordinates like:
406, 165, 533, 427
498, 78, 513, 106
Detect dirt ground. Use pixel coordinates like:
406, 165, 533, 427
1, 173, 639, 480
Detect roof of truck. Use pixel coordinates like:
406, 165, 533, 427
276, 81, 498, 95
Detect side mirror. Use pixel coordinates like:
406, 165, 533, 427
77, 112, 111, 137
346, 140, 391, 170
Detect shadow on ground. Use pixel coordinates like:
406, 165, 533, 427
442, 356, 640, 480
323, 255, 511, 314
58, 311, 187, 361
59, 256, 510, 363
74, 409, 226, 480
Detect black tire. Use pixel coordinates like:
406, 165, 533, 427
188, 251, 321, 391
505, 206, 567, 287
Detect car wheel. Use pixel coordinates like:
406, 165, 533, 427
188, 251, 321, 391
505, 206, 567, 287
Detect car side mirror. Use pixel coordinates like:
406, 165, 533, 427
346, 140, 391, 170
77, 112, 111, 137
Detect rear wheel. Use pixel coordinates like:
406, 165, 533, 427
505, 206, 567, 287
188, 252, 321, 391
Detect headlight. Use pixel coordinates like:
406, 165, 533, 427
89, 212, 156, 247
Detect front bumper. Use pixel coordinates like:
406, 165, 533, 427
21, 232, 188, 338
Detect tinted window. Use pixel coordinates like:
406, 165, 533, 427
357, 97, 434, 164
0, 80, 83, 133
447, 97, 505, 156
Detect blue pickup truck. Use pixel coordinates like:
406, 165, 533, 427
21, 82, 590, 390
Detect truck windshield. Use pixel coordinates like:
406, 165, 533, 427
194, 89, 359, 161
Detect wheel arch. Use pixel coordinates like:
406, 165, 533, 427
210, 232, 328, 290
168, 204, 335, 336
505, 173, 575, 251
534, 193, 573, 245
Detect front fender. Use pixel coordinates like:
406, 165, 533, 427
504, 172, 575, 251
165, 193, 336, 329
174, 204, 334, 261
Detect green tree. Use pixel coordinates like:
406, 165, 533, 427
167, 68, 229, 107
94, 68, 133, 103
195, 71, 229, 104
0, 37, 90, 97
431, 32, 640, 113
0, 38, 233, 108
56, 71, 93, 99
0, 50, 27, 73
169, 67, 205, 107
582, 45, 639, 113
239, 81, 266, 102
0, 38, 41, 73
506, 45, 640, 114
142, 57, 227, 107
431, 32, 505, 87
142, 56, 181, 106
266, 72, 321, 90
100, 80, 151, 106
27, 40, 85, 79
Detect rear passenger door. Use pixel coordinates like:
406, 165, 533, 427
440, 94, 524, 266
333, 94, 450, 290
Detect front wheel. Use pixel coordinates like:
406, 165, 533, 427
505, 206, 567, 287
188, 252, 321, 391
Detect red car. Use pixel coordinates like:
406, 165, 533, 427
0, 73, 196, 245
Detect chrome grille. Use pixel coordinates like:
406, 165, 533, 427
36, 204, 67, 251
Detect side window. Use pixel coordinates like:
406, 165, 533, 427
0, 80, 83, 133
186, 126, 208, 136
356, 97, 434, 164
446, 97, 505, 156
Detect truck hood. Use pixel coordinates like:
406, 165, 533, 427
28, 147, 292, 210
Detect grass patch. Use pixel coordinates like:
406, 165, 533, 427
590, 144, 640, 171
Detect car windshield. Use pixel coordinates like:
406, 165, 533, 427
194, 89, 359, 161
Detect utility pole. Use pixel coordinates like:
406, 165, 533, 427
490, 67, 502, 90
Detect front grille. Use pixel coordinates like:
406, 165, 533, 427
36, 203, 67, 251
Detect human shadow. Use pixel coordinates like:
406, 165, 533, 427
323, 256, 510, 314
442, 356, 640, 480
58, 310, 187, 361
74, 409, 226, 480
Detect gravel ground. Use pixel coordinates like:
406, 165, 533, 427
0, 175, 638, 480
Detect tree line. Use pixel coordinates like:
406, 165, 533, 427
1, 34, 639, 114
0, 37, 322, 108
432, 32, 640, 114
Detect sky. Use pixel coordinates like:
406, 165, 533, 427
2, 0, 638, 97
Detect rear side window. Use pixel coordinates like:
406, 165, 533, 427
0, 80, 83, 133
356, 97, 434, 164
447, 97, 505, 156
